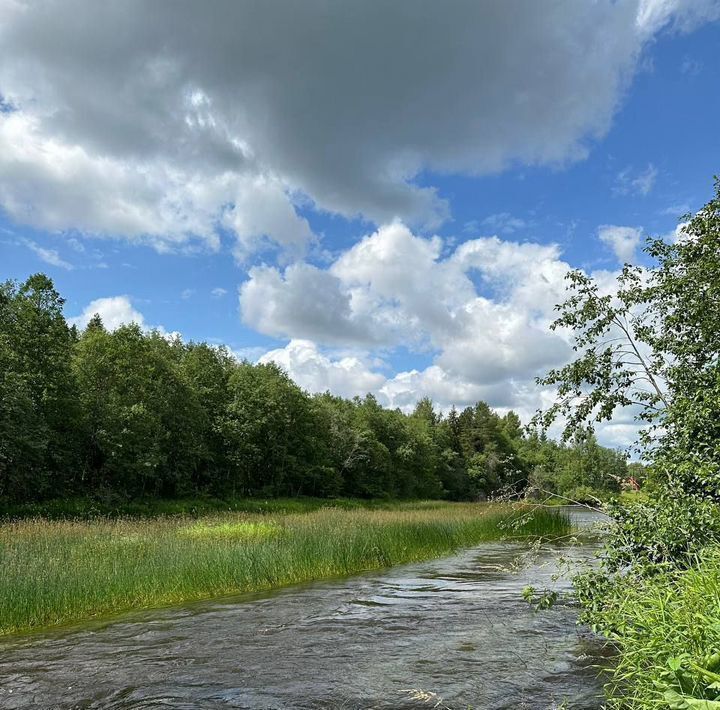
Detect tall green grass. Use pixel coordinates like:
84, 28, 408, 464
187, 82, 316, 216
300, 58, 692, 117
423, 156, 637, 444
588, 546, 720, 708
0, 503, 569, 636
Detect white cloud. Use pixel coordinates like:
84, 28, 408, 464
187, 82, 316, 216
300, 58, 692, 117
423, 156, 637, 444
667, 221, 690, 243
598, 225, 643, 263
68, 296, 147, 331
0, 1, 715, 250
434, 300, 570, 385
240, 262, 380, 346
635, 165, 659, 195
66, 237, 85, 253
636, 0, 720, 35
330, 222, 464, 344
238, 221, 654, 447
68, 295, 179, 338
380, 366, 505, 412
256, 339, 515, 412
23, 239, 73, 269
662, 202, 691, 216
231, 345, 270, 363
449, 236, 571, 317
211, 287, 228, 298
240, 222, 574, 409
260, 340, 386, 400
0, 112, 226, 251
225, 176, 315, 262
681, 56, 704, 75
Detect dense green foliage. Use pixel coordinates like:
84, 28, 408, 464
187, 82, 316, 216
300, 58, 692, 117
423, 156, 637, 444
538, 178, 720, 707
0, 502, 570, 636
577, 547, 720, 709
523, 428, 627, 503
0, 274, 624, 507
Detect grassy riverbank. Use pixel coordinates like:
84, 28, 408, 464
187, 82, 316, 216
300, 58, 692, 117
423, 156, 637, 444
587, 545, 720, 708
0, 502, 570, 637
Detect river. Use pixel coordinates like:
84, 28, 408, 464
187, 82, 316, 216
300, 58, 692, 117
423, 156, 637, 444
0, 508, 608, 709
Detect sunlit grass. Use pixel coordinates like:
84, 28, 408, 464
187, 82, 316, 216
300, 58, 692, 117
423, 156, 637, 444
179, 520, 284, 540
0, 502, 570, 636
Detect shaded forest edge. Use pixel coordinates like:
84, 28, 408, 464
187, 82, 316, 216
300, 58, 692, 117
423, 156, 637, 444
0, 274, 631, 514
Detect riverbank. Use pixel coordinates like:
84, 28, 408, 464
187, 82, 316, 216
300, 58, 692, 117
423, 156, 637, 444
585, 544, 720, 708
0, 510, 601, 709
0, 502, 570, 637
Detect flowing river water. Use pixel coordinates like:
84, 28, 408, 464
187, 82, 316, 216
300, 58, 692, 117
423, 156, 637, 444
0, 508, 608, 709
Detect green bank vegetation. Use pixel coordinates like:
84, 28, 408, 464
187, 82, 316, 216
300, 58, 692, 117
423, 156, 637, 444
536, 179, 720, 708
0, 502, 569, 637
578, 544, 720, 709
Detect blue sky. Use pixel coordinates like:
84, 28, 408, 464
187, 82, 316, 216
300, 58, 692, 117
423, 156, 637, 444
1, 0, 719, 446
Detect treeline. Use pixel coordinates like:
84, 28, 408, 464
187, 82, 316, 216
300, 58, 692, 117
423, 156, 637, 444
0, 274, 626, 504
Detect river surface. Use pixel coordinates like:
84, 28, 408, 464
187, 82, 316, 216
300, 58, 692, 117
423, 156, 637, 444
0, 508, 608, 710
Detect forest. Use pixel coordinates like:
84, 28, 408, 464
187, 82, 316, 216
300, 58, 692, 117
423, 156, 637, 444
0, 273, 627, 508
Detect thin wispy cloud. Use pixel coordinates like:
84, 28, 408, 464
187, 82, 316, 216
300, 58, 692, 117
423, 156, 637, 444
23, 240, 73, 270
480, 213, 529, 235
614, 164, 658, 197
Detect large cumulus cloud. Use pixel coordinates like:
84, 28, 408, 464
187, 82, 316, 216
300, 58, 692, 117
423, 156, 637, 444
1, 0, 716, 253
241, 221, 655, 445
241, 222, 575, 407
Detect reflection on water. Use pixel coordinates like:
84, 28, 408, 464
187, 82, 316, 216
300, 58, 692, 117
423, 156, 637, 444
0, 508, 608, 709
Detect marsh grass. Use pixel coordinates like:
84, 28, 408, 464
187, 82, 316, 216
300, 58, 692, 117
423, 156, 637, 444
0, 502, 570, 637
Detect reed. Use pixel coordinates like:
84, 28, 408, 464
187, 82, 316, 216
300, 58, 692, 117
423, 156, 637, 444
0, 502, 570, 636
